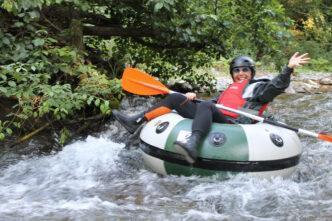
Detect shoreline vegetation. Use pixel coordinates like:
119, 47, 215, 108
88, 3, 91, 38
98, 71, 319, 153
1, 0, 331, 146
1, 71, 330, 150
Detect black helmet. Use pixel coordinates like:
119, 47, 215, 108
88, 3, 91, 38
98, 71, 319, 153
229, 55, 256, 78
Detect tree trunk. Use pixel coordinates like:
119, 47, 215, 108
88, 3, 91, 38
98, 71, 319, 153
70, 19, 84, 52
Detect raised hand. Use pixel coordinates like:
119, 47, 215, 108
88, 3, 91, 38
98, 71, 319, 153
288, 52, 310, 69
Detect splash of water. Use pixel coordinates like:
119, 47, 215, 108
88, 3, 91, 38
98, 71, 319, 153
0, 93, 331, 220
0, 136, 125, 220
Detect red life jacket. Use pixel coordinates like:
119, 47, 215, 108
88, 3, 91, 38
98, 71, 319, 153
217, 79, 268, 118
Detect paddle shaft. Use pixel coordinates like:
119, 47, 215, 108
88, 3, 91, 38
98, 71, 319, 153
169, 90, 321, 139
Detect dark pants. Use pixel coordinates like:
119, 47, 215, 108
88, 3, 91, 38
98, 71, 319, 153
148, 93, 229, 136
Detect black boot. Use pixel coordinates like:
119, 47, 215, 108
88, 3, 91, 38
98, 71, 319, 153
112, 110, 146, 134
173, 131, 202, 164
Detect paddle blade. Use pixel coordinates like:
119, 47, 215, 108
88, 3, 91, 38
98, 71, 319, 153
318, 133, 332, 142
121, 68, 170, 95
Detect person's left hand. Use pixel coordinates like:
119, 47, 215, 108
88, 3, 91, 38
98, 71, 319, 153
288, 52, 310, 69
185, 92, 197, 100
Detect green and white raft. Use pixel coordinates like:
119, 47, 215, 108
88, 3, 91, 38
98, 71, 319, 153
139, 113, 302, 178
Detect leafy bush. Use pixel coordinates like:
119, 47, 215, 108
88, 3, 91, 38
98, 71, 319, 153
1, 0, 331, 142
287, 40, 332, 72
0, 4, 123, 141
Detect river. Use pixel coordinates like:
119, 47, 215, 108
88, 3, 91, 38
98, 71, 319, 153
0, 93, 331, 221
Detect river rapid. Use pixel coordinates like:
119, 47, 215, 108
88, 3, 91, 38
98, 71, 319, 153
0, 93, 331, 221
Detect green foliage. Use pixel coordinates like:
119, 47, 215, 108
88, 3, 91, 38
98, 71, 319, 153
221, 0, 293, 70
308, 58, 332, 72
59, 127, 71, 146
0, 2, 123, 140
0, 120, 13, 141
112, 38, 216, 92
291, 39, 332, 72
1, 0, 91, 13
278, 0, 332, 71
109, 0, 294, 82
0, 0, 331, 142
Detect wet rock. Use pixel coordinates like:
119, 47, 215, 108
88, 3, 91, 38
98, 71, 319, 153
289, 80, 321, 93
216, 77, 232, 91
284, 84, 297, 94
304, 79, 320, 86
268, 72, 332, 94
319, 77, 332, 85
319, 85, 332, 93
167, 78, 193, 92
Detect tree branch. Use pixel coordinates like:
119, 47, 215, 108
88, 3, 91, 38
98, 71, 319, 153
83, 25, 155, 37
81, 12, 121, 26
132, 37, 206, 50
10, 122, 52, 148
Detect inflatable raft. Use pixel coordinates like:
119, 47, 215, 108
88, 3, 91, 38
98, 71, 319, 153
139, 113, 302, 178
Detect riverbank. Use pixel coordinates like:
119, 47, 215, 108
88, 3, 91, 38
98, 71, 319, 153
287, 73, 332, 93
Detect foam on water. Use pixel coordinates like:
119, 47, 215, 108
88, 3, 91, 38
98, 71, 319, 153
0, 94, 331, 220
0, 136, 125, 220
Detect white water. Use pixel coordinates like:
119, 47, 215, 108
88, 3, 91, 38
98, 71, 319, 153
0, 94, 331, 221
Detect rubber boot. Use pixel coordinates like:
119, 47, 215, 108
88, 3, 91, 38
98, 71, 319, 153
112, 110, 146, 134
173, 131, 202, 164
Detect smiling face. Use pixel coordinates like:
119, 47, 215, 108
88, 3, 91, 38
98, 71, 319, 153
231, 66, 252, 82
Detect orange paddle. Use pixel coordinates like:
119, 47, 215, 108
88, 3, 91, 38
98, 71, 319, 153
121, 67, 332, 143
122, 68, 170, 95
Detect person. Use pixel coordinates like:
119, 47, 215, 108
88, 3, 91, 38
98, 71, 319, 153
112, 52, 310, 164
